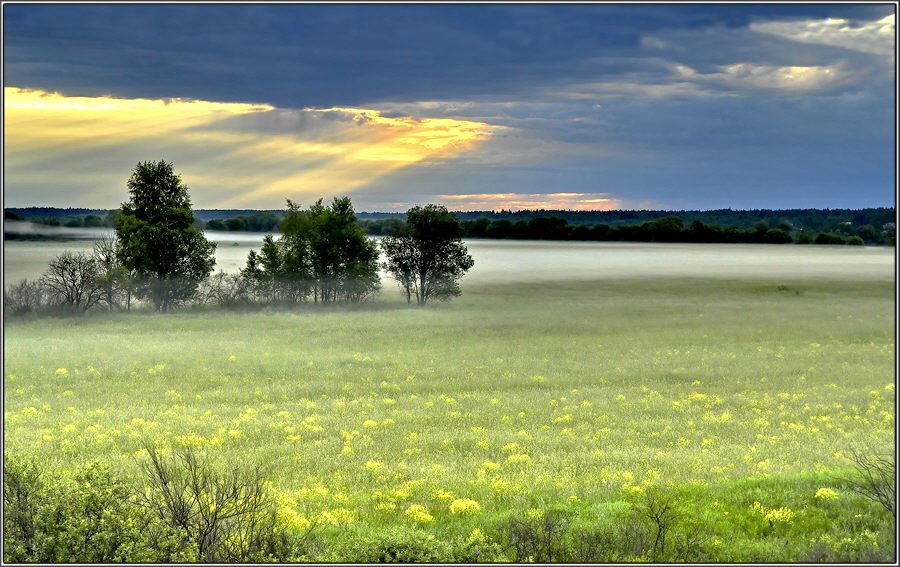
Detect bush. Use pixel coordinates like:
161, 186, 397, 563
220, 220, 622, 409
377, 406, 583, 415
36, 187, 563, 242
449, 528, 508, 562
506, 508, 571, 562
3, 279, 49, 316
3, 455, 156, 563
842, 449, 895, 518
334, 526, 506, 563
3, 450, 319, 563
762, 229, 793, 244
569, 513, 654, 562
336, 526, 454, 562
194, 271, 252, 307
814, 232, 845, 245
846, 235, 865, 246
138, 444, 301, 562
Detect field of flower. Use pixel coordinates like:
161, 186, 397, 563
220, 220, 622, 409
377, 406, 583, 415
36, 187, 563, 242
4, 273, 895, 561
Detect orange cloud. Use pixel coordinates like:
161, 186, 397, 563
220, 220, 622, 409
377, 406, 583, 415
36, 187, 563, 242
438, 192, 621, 211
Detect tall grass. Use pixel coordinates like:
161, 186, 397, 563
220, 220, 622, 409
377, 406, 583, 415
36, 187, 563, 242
4, 276, 895, 561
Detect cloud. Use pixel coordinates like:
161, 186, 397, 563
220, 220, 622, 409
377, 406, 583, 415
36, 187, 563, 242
437, 192, 622, 211
750, 14, 895, 58
3, 5, 894, 211
3, 87, 494, 208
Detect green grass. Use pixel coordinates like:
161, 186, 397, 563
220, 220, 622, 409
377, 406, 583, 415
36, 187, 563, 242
4, 276, 895, 561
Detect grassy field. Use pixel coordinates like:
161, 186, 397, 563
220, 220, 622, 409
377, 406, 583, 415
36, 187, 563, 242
4, 274, 895, 561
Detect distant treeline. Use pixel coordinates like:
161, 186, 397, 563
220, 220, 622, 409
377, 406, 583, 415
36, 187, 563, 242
6, 206, 896, 245
362, 215, 894, 246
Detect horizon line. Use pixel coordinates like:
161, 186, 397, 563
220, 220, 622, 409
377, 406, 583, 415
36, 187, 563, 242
5, 204, 897, 215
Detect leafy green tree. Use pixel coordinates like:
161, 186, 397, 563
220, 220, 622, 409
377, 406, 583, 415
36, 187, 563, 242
82, 214, 104, 228
311, 197, 380, 303
814, 232, 846, 245
381, 204, 474, 306
225, 218, 246, 231
762, 229, 793, 244
242, 197, 379, 304
115, 161, 216, 311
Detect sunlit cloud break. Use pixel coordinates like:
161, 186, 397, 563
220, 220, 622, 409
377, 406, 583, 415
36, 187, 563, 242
3, 87, 494, 208
439, 192, 622, 211
750, 14, 896, 59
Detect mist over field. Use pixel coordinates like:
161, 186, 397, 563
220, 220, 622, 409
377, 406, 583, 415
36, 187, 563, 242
5, 228, 894, 287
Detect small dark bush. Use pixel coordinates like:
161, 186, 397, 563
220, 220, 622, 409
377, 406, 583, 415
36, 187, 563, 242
814, 232, 845, 245
333, 526, 507, 563
506, 508, 571, 562
762, 228, 793, 244
336, 526, 454, 562
4, 279, 49, 316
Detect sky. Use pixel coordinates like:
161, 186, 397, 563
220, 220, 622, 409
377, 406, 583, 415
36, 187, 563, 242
3, 3, 896, 211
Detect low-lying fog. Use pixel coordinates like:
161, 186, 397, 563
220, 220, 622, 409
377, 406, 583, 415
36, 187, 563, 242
3, 225, 894, 286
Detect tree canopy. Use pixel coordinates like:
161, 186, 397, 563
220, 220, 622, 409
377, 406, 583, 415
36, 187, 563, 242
115, 161, 216, 311
242, 197, 380, 304
381, 204, 474, 306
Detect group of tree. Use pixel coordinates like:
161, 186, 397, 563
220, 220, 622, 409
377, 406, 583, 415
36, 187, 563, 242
9, 204, 894, 245
241, 197, 381, 304
6, 161, 215, 315
204, 212, 280, 232
445, 207, 896, 232
5, 161, 474, 316
357, 215, 890, 246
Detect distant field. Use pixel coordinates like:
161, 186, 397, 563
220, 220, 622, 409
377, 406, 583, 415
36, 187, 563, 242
3, 242, 895, 561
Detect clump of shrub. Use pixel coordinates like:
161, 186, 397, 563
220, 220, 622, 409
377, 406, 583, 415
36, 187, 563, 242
3, 448, 320, 563
331, 525, 505, 563
3, 454, 177, 563
506, 507, 571, 562
138, 444, 318, 562
3, 279, 49, 316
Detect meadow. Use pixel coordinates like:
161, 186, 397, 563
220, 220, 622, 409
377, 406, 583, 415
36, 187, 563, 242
3, 241, 896, 561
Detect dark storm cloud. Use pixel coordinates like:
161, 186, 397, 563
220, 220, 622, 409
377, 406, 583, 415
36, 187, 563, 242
3, 3, 895, 210
4, 3, 891, 107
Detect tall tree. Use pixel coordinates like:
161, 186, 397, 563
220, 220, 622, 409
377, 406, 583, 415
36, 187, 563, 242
115, 161, 216, 311
381, 204, 474, 306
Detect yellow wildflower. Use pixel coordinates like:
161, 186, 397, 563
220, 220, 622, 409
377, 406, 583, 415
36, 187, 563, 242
450, 498, 482, 515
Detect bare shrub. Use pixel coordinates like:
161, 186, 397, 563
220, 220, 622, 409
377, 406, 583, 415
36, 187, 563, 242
569, 516, 654, 562
507, 509, 570, 562
41, 251, 105, 315
195, 271, 252, 307
137, 444, 310, 562
4, 279, 48, 316
842, 448, 895, 518
634, 486, 680, 560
